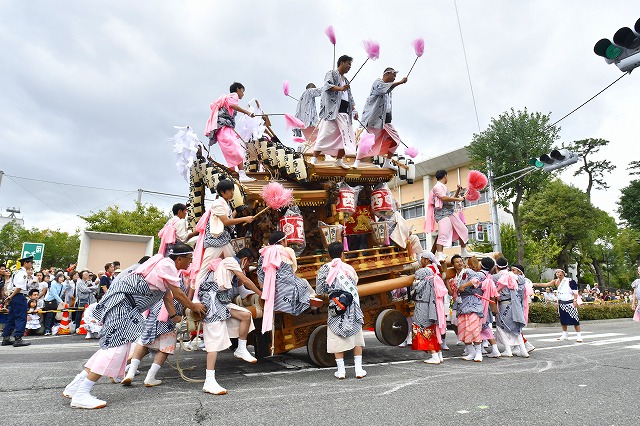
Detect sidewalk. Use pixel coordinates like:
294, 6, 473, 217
526, 317, 634, 328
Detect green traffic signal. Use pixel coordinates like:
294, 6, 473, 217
594, 38, 622, 60
528, 158, 544, 169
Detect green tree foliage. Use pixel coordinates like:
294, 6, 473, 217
81, 203, 170, 252
499, 223, 518, 264
567, 138, 615, 200
521, 180, 600, 270
523, 234, 563, 282
0, 222, 80, 269
611, 227, 640, 287
467, 108, 560, 263
618, 179, 640, 231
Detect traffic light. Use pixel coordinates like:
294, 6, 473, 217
528, 149, 579, 172
594, 18, 640, 72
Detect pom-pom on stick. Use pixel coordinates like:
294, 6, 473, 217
467, 170, 488, 191
284, 113, 305, 130
407, 37, 425, 77
350, 39, 381, 83
292, 137, 306, 144
283, 80, 298, 101
357, 132, 375, 156
404, 146, 419, 159
325, 25, 337, 69
255, 182, 294, 218
464, 187, 481, 202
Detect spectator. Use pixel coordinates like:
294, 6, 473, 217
532, 290, 544, 303
112, 261, 121, 270
43, 273, 65, 336
0, 263, 7, 332
28, 289, 44, 309
65, 271, 79, 307
74, 271, 99, 331
544, 287, 557, 303
25, 299, 41, 336
99, 263, 114, 299
66, 262, 77, 274
40, 273, 50, 300
592, 283, 601, 294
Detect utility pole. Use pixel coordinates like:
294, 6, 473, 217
486, 158, 502, 253
137, 188, 143, 204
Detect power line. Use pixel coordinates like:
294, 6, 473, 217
551, 72, 629, 126
5, 175, 63, 216
4, 173, 132, 192
454, 0, 482, 133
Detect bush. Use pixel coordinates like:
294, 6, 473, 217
528, 302, 634, 323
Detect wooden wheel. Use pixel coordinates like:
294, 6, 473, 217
307, 325, 336, 367
374, 309, 408, 346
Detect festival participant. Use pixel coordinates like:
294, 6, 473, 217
257, 231, 312, 325
193, 180, 254, 291
534, 268, 582, 342
451, 255, 484, 362
353, 68, 408, 169
158, 203, 199, 256
121, 269, 192, 387
493, 257, 528, 357
62, 244, 206, 409
294, 83, 322, 144
411, 253, 447, 365
511, 263, 535, 353
205, 82, 257, 182
198, 253, 262, 395
470, 257, 501, 358
631, 267, 640, 322
309, 55, 358, 169
1, 256, 33, 347
425, 170, 469, 262
315, 241, 366, 379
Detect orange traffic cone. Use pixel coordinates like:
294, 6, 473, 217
57, 304, 71, 335
76, 304, 88, 335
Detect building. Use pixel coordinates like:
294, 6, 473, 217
390, 147, 511, 258
77, 231, 154, 273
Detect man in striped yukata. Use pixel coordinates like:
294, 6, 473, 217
62, 244, 206, 410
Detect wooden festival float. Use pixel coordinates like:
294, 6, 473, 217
185, 125, 420, 367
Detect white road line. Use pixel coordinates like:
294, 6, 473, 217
537, 333, 622, 342
588, 336, 640, 346
523, 331, 596, 339
625, 344, 640, 349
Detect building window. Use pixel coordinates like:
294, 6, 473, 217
400, 203, 425, 220
415, 232, 428, 249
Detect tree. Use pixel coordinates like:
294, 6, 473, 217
523, 234, 563, 282
0, 221, 29, 262
499, 223, 518, 263
618, 179, 640, 230
611, 227, 640, 287
567, 138, 616, 201
521, 180, 600, 270
81, 203, 170, 252
467, 107, 560, 264
0, 222, 80, 269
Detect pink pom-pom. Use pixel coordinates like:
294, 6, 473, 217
292, 137, 306, 144
283, 80, 290, 97
465, 188, 481, 202
362, 39, 380, 60
467, 170, 488, 191
358, 132, 375, 155
324, 25, 336, 45
404, 146, 419, 158
284, 113, 305, 130
343, 234, 349, 251
261, 182, 294, 210
411, 37, 425, 57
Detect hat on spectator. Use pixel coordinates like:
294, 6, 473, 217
19, 255, 34, 263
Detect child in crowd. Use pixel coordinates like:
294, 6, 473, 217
25, 299, 41, 335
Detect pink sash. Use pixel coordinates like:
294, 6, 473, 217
205, 93, 239, 137
480, 274, 497, 319
158, 217, 179, 256
433, 273, 448, 341
189, 208, 214, 283
259, 245, 283, 334
424, 182, 445, 233
326, 258, 357, 286
497, 271, 517, 292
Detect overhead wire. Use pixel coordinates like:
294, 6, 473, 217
454, 0, 482, 133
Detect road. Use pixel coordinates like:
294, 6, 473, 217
0, 319, 637, 425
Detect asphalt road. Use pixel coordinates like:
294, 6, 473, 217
0, 319, 638, 426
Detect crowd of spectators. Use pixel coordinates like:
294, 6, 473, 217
530, 282, 632, 304
0, 260, 122, 336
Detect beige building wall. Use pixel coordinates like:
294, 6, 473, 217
86, 240, 149, 273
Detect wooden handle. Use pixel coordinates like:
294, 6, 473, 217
253, 206, 271, 218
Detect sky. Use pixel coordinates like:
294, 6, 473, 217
0, 0, 638, 233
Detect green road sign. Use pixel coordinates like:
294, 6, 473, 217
21, 242, 45, 271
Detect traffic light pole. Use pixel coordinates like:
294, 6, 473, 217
486, 158, 502, 253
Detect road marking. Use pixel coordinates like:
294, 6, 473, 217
244, 359, 419, 377
457, 410, 469, 414
523, 331, 596, 339
625, 344, 640, 350
588, 335, 640, 346
537, 333, 622, 342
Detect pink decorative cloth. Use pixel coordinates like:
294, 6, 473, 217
190, 208, 214, 283
357, 124, 400, 159
433, 272, 448, 342
326, 258, 357, 286
135, 255, 181, 321
259, 245, 283, 334
523, 279, 534, 322
214, 126, 245, 169
158, 217, 179, 256
497, 271, 518, 293
480, 274, 497, 319
205, 93, 239, 137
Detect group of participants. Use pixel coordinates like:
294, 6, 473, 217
63, 180, 365, 409
205, 54, 410, 178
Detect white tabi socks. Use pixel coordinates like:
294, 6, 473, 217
334, 358, 346, 379
234, 339, 257, 363
63, 370, 88, 398
473, 343, 483, 362
440, 337, 449, 351
70, 378, 107, 409
144, 363, 163, 387
557, 331, 569, 341
354, 355, 367, 378
121, 358, 140, 386
238, 170, 256, 182
424, 352, 441, 364
462, 344, 476, 361
487, 344, 502, 358
576, 332, 583, 342
203, 370, 227, 395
